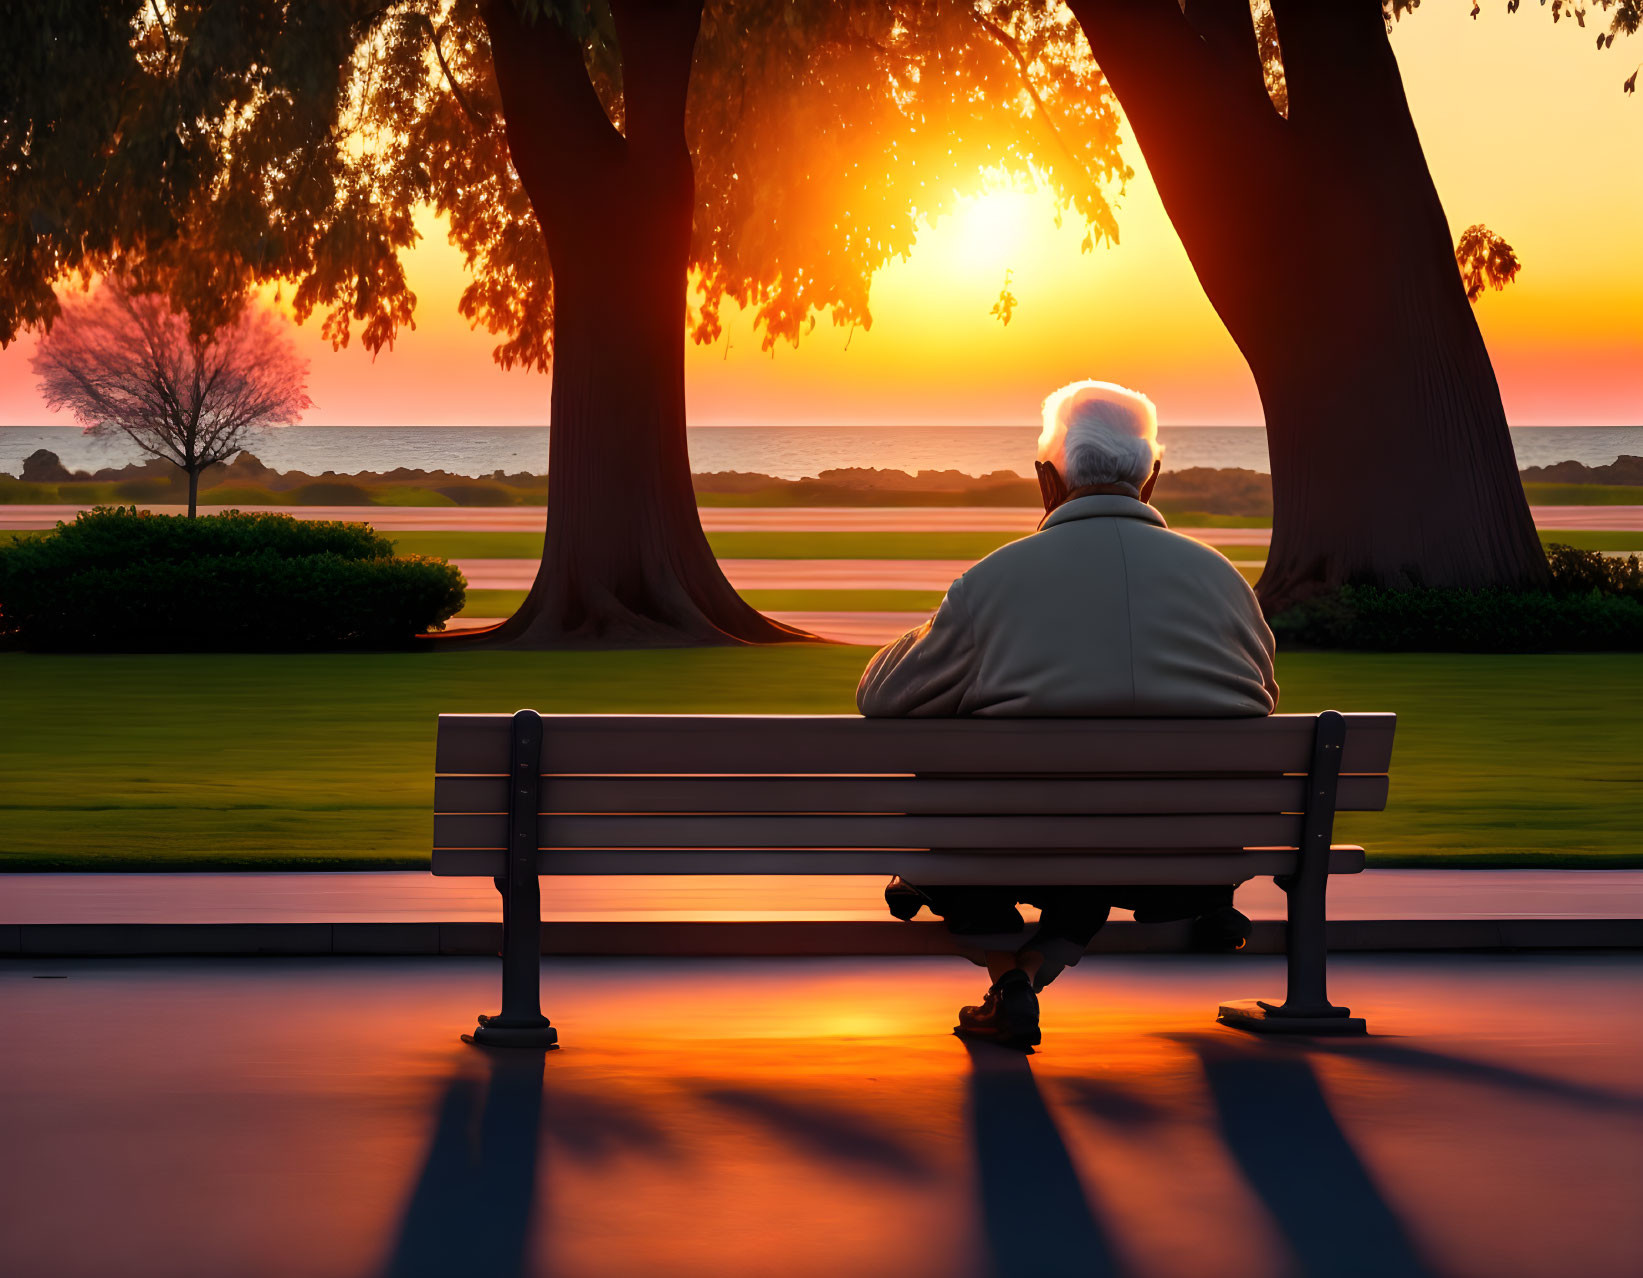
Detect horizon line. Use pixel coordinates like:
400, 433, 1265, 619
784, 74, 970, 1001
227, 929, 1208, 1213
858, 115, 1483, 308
5, 420, 1639, 431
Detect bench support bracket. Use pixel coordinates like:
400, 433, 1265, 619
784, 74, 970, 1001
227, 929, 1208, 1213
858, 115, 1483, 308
466, 709, 559, 1050
1220, 710, 1366, 1036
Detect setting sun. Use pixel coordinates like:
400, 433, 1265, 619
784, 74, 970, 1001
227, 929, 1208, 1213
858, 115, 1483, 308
946, 184, 1040, 276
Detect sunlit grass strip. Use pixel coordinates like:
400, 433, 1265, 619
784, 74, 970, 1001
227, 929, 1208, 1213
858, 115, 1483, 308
455, 589, 525, 617
2, 650, 1638, 870
1538, 531, 1643, 552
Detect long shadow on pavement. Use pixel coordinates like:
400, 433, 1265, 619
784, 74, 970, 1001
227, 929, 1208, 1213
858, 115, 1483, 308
1298, 1037, 1643, 1114
962, 1038, 1123, 1278
380, 1049, 547, 1278
379, 1047, 677, 1278
1177, 1034, 1435, 1278
700, 1086, 937, 1181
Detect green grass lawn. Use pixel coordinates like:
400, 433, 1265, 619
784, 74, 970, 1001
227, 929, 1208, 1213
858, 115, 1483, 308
2, 649, 1637, 871
1538, 531, 1643, 552
457, 589, 526, 617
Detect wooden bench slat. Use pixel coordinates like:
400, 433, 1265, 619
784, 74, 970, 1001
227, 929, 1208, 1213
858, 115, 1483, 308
432, 774, 1390, 816
432, 812, 1308, 851
433, 713, 1397, 777
430, 846, 1368, 881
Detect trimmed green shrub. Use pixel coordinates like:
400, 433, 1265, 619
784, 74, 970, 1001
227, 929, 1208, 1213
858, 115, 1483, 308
1270, 546, 1643, 651
11, 505, 396, 564
0, 507, 464, 650
1545, 542, 1643, 600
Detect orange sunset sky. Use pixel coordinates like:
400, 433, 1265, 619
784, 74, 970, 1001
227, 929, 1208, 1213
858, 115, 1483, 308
2, 3, 1639, 429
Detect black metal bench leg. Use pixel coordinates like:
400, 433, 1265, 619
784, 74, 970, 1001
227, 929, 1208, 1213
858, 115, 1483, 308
467, 709, 559, 1050
1219, 710, 1366, 1036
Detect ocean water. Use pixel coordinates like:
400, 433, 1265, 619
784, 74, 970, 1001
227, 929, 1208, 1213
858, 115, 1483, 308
3, 423, 1640, 482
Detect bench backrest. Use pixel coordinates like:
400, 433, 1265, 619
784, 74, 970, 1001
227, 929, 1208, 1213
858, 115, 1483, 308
431, 713, 1395, 879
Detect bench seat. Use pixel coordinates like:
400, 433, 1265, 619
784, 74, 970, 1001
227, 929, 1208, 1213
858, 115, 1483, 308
433, 848, 1366, 882
433, 710, 1395, 1046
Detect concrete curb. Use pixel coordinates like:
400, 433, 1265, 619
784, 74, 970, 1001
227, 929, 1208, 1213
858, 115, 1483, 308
3, 918, 1641, 958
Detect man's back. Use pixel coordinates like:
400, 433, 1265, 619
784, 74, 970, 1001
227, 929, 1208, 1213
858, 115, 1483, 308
857, 494, 1277, 718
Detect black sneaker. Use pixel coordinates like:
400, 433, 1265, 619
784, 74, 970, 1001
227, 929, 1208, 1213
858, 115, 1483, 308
954, 969, 1041, 1051
884, 876, 929, 921
1190, 905, 1253, 953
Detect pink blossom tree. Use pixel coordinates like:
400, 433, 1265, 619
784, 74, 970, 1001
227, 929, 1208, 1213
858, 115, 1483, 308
31, 281, 311, 516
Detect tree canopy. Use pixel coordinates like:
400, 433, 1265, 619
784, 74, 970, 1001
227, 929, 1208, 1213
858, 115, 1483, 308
5, 1, 1632, 361
2, 1, 1129, 367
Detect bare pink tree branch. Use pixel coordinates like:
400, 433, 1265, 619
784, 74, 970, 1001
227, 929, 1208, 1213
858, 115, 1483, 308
30, 281, 311, 515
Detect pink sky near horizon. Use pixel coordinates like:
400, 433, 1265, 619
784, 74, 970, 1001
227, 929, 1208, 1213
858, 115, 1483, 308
1, 4, 1639, 431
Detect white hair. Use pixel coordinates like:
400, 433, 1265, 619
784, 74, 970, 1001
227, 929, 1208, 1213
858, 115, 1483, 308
1037, 380, 1161, 492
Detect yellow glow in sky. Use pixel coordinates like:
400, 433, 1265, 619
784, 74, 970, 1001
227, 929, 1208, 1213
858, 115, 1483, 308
0, 3, 1638, 428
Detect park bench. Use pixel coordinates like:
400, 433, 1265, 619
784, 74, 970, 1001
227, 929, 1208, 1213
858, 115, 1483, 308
433, 710, 1396, 1048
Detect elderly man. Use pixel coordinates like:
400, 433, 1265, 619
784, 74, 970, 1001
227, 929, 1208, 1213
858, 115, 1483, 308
857, 380, 1278, 1051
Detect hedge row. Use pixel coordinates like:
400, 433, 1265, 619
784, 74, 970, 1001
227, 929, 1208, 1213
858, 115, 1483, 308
1269, 545, 1643, 651
0, 508, 464, 650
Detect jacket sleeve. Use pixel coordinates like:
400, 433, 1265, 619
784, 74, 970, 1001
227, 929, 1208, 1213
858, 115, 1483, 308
1243, 582, 1280, 712
855, 577, 978, 717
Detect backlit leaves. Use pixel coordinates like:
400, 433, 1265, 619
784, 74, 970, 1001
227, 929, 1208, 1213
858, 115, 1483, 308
1454, 223, 1521, 303
990, 268, 1017, 325
2, 0, 1128, 370
690, 0, 1129, 350
1443, 0, 1640, 91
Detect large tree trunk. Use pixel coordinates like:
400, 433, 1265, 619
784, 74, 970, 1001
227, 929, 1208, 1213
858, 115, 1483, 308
1067, 0, 1548, 612
473, 0, 811, 646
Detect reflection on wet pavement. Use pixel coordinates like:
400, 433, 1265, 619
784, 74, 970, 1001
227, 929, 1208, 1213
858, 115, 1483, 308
1, 954, 1639, 1278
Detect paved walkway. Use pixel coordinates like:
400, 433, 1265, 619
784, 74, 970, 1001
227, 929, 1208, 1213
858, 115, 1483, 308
6, 870, 1640, 924
441, 611, 926, 642
6, 502, 1643, 532
458, 557, 987, 590
765, 610, 927, 642
1, 953, 1638, 1277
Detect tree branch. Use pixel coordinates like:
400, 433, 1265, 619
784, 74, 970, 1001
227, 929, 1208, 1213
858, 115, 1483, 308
1065, 0, 1294, 342
1182, 0, 1274, 114
607, 0, 704, 161
149, 0, 174, 64
1267, 0, 1386, 129
403, 11, 495, 136
1066, 0, 1224, 151
480, 0, 624, 199
1065, 0, 1267, 215
971, 11, 1113, 217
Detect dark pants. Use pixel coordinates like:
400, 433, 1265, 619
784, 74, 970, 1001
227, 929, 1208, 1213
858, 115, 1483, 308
910, 883, 1236, 951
